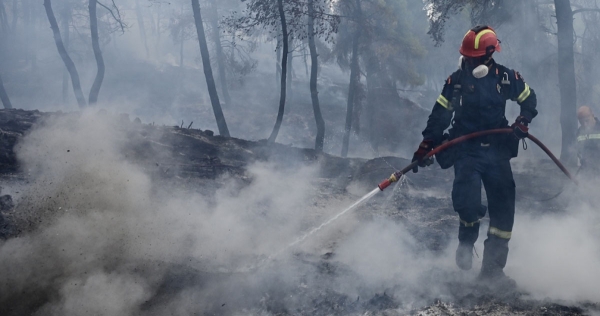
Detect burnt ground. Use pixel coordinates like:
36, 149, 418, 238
0, 109, 596, 315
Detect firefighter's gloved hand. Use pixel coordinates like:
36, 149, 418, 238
412, 140, 434, 173
511, 116, 530, 139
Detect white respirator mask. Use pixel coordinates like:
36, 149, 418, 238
459, 56, 489, 79
472, 64, 489, 78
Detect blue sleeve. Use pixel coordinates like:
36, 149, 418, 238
506, 69, 538, 122
422, 74, 455, 144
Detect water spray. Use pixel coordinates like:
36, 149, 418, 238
245, 129, 575, 272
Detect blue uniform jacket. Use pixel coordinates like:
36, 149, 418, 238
422, 59, 537, 147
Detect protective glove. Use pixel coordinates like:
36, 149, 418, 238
411, 140, 435, 173
511, 116, 530, 140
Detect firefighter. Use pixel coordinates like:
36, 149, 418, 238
411, 26, 537, 288
577, 106, 600, 176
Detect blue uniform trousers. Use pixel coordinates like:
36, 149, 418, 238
452, 145, 515, 274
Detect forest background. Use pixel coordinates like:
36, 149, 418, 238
0, 0, 595, 161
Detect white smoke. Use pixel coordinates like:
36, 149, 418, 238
0, 111, 341, 314
509, 198, 600, 302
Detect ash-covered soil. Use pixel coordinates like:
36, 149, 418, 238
0, 109, 596, 316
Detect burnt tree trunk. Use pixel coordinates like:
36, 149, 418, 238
286, 36, 293, 101
60, 4, 70, 103
580, 10, 600, 106
209, 0, 231, 106
135, 0, 149, 58
0, 72, 13, 109
11, 0, 16, 33
303, 45, 309, 77
341, 0, 361, 157
157, 10, 162, 54
178, 4, 184, 67
88, 0, 104, 105
0, 0, 8, 33
307, 0, 325, 152
24, 0, 31, 67
268, 0, 288, 143
554, 0, 577, 163
179, 27, 184, 67
275, 36, 282, 87
25, 0, 38, 71
43, 0, 86, 108
191, 0, 230, 137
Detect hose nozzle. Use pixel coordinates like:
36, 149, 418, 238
378, 172, 401, 191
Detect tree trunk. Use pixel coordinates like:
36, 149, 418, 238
24, 0, 31, 66
179, 27, 184, 67
341, 0, 361, 157
307, 0, 325, 152
60, 4, 70, 103
134, 0, 149, 58
156, 10, 161, 55
554, 0, 577, 163
208, 0, 231, 106
268, 0, 288, 143
275, 36, 282, 87
286, 37, 293, 101
365, 51, 383, 151
25, 0, 37, 71
0, 0, 9, 33
230, 33, 235, 63
88, 0, 104, 105
0, 72, 13, 109
43, 0, 86, 108
191, 0, 230, 137
303, 45, 309, 78
11, 0, 16, 33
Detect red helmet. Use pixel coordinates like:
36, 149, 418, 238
459, 25, 501, 58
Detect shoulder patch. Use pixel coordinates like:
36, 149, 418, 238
515, 71, 524, 81
447, 76, 451, 84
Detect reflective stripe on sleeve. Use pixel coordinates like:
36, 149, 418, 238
489, 226, 512, 239
437, 95, 450, 109
517, 84, 531, 103
577, 134, 600, 142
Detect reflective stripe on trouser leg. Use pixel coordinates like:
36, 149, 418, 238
482, 158, 515, 236
488, 226, 512, 239
480, 158, 515, 276
459, 221, 480, 245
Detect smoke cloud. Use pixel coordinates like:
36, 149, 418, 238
0, 111, 338, 314
510, 197, 600, 302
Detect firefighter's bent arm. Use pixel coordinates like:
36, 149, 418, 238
510, 70, 538, 122
422, 74, 456, 144
422, 103, 453, 144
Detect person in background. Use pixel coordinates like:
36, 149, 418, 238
576, 106, 600, 177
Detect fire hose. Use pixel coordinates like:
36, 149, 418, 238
378, 128, 578, 191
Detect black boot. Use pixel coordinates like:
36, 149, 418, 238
478, 235, 516, 291
456, 242, 474, 270
477, 268, 517, 292
456, 222, 480, 270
